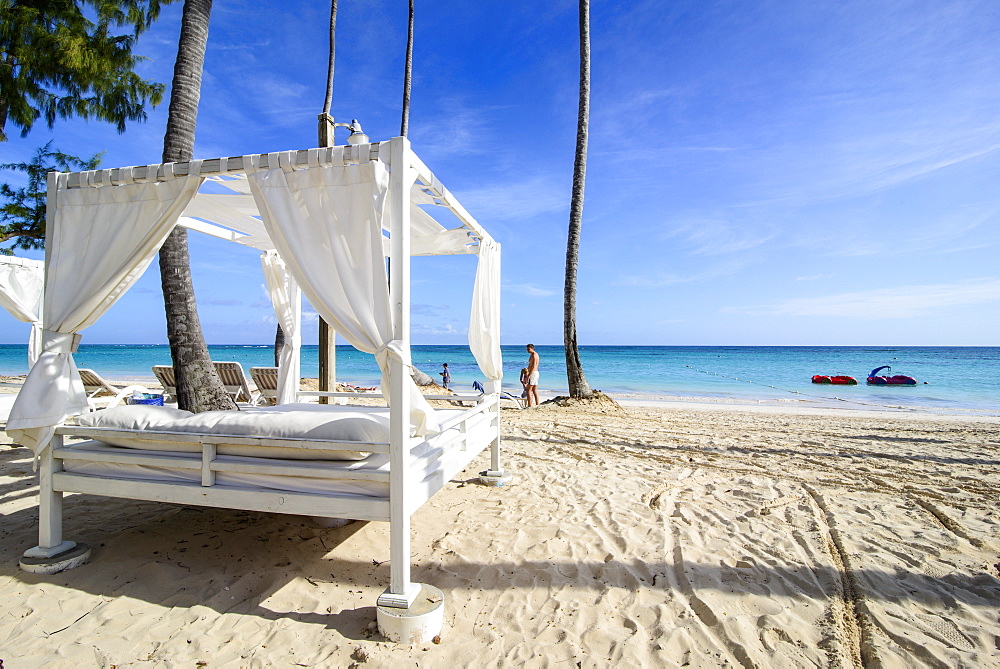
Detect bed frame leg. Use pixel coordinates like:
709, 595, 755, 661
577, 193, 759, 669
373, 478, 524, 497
377, 442, 441, 642
480, 400, 513, 486
376, 136, 446, 644
20, 437, 91, 574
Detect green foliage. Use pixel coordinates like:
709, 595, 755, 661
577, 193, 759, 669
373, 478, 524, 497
0, 0, 175, 140
0, 141, 103, 253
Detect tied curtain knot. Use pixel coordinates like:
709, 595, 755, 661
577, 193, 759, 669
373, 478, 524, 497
42, 331, 81, 354
374, 340, 411, 369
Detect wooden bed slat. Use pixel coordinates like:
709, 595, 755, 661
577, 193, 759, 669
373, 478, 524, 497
56, 426, 389, 454
54, 447, 202, 470
211, 460, 390, 482
54, 447, 392, 482
52, 472, 391, 522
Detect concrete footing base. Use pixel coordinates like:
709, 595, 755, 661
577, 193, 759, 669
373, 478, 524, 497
20, 543, 91, 575
479, 469, 514, 487
376, 584, 444, 644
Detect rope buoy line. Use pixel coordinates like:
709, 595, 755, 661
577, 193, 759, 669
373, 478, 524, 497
682, 364, 928, 413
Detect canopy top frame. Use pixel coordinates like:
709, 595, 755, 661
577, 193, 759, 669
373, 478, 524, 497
0, 256, 44, 269
56, 140, 494, 255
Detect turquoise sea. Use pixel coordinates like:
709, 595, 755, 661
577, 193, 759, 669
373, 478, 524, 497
1, 344, 998, 416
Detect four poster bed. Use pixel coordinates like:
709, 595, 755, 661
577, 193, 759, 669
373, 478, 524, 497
5, 137, 506, 642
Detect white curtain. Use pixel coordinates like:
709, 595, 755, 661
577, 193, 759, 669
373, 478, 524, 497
6, 168, 205, 453
245, 154, 438, 436
0, 260, 44, 366
469, 238, 503, 392
260, 250, 301, 404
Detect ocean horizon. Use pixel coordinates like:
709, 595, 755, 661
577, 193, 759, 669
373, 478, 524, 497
1, 344, 998, 416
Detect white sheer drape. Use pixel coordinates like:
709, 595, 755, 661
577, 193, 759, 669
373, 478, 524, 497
245, 154, 438, 435
260, 250, 301, 404
469, 238, 503, 391
0, 259, 44, 366
6, 169, 205, 453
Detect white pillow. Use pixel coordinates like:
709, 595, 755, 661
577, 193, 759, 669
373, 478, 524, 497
77, 405, 194, 429
74, 404, 385, 461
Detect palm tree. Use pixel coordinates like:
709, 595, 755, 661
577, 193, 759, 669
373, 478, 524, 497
157, 0, 235, 412
315, 0, 339, 400
400, 0, 413, 137
0, 0, 168, 141
564, 0, 593, 399
1, 142, 102, 251
322, 0, 338, 121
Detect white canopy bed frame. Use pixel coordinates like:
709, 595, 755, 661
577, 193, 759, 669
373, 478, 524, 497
5, 136, 506, 642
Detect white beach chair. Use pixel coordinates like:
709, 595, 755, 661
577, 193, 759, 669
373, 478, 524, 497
78, 368, 150, 411
249, 366, 278, 406
500, 391, 526, 409
213, 361, 258, 405
153, 363, 258, 405
151, 365, 177, 403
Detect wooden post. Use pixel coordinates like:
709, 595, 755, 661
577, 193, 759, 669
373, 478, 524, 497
317, 113, 337, 403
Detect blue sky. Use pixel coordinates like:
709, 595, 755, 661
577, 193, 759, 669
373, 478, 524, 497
2, 0, 1000, 347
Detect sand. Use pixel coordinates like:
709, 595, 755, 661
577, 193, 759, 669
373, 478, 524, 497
1, 395, 998, 667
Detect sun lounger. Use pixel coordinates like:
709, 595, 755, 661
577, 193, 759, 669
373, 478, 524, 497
500, 392, 526, 409
249, 366, 278, 405
151, 365, 176, 403
213, 361, 259, 404
78, 368, 150, 411
152, 363, 258, 405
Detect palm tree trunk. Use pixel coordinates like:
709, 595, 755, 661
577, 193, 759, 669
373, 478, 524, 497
400, 0, 414, 137
564, 0, 593, 399
322, 0, 338, 116
158, 0, 235, 412
316, 0, 339, 403
274, 324, 285, 367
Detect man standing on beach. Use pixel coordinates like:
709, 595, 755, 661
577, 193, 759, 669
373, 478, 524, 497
525, 344, 540, 407
439, 363, 451, 390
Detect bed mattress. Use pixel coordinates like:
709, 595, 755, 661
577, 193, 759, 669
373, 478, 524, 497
60, 406, 495, 500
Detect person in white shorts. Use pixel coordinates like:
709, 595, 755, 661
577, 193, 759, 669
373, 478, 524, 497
525, 344, 540, 407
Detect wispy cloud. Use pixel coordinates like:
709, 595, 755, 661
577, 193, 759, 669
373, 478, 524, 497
661, 218, 776, 256
458, 174, 567, 222
412, 323, 464, 336
505, 283, 557, 297
616, 260, 746, 288
725, 279, 1000, 318
414, 97, 508, 157
795, 274, 833, 282
412, 303, 450, 317
615, 273, 699, 288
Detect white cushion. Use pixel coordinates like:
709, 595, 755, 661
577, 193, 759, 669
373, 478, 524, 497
74, 404, 386, 461
77, 405, 194, 429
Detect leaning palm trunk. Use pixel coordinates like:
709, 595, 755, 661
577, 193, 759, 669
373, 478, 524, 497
400, 0, 414, 137
273, 324, 285, 367
158, 0, 235, 412
395, 1, 436, 391
564, 0, 593, 399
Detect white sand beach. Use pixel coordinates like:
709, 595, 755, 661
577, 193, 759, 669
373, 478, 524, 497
1, 393, 998, 667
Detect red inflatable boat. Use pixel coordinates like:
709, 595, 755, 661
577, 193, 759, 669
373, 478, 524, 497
812, 375, 858, 385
